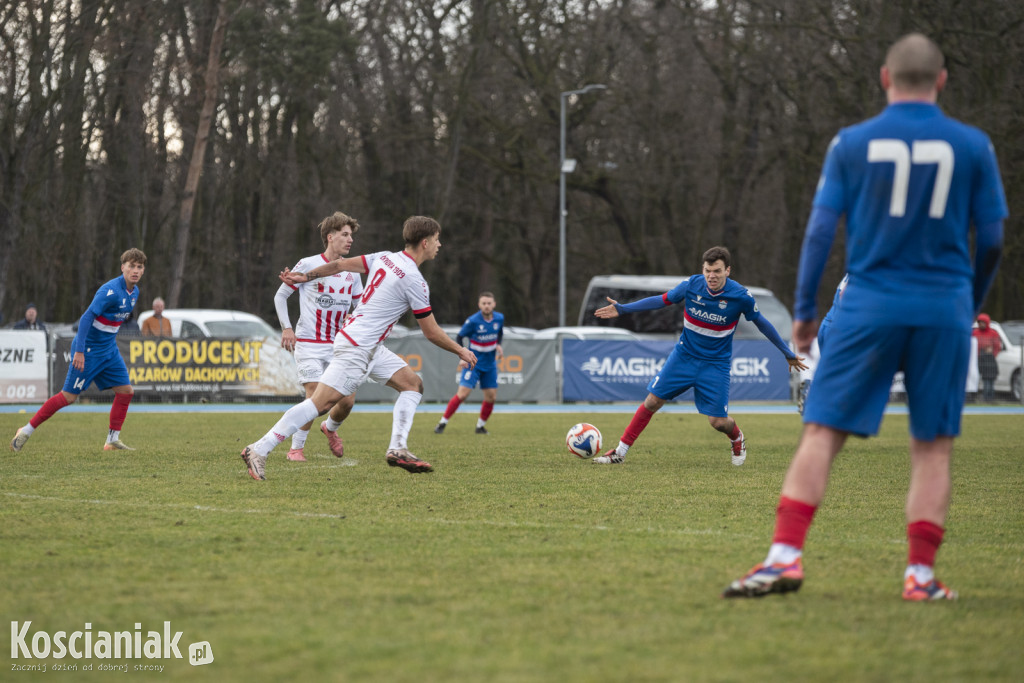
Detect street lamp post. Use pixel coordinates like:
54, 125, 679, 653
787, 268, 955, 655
559, 83, 606, 327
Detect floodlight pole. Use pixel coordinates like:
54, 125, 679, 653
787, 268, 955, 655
559, 84, 606, 327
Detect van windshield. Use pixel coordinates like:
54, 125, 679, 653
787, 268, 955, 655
580, 284, 792, 341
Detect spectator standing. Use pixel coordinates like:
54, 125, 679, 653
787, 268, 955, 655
13, 303, 47, 332
973, 314, 1001, 401
141, 297, 173, 337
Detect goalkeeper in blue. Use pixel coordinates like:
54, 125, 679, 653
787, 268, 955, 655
723, 33, 1006, 601
593, 246, 807, 466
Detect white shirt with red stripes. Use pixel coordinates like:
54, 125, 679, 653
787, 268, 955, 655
275, 253, 365, 344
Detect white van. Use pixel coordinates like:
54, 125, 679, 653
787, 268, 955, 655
578, 274, 793, 340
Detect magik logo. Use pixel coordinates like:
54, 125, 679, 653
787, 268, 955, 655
580, 356, 665, 377
10, 621, 213, 668
731, 357, 770, 377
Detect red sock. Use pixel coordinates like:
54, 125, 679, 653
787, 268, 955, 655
443, 395, 462, 420
728, 423, 742, 440
109, 392, 133, 431
480, 401, 494, 422
772, 496, 818, 549
907, 520, 944, 567
30, 393, 70, 428
622, 405, 655, 446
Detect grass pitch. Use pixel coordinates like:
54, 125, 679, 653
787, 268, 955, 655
2, 408, 1022, 682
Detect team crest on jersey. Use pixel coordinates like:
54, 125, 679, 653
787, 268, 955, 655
718, 300, 728, 309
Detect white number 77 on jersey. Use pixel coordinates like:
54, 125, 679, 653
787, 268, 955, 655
868, 139, 953, 219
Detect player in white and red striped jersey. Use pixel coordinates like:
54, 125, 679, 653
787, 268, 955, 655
273, 212, 372, 461
240, 216, 476, 480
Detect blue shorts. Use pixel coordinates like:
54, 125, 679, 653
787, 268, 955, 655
647, 345, 731, 417
804, 321, 969, 440
459, 363, 498, 390
62, 345, 131, 394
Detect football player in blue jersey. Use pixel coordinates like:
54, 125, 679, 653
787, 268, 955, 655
11, 248, 148, 453
593, 246, 806, 465
724, 34, 1006, 601
435, 292, 504, 435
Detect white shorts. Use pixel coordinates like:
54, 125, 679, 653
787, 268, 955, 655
319, 338, 407, 396
294, 341, 334, 385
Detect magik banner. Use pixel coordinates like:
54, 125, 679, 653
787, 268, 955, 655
0, 330, 49, 404
52, 337, 301, 398
562, 339, 791, 402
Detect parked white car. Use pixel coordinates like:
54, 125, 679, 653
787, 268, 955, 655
136, 308, 280, 339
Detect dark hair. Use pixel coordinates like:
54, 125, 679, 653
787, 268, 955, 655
479, 291, 495, 300
318, 212, 359, 249
403, 216, 441, 247
702, 246, 731, 269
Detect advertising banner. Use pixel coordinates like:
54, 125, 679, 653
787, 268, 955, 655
562, 339, 791, 402
352, 338, 559, 403
0, 330, 49, 404
52, 336, 301, 398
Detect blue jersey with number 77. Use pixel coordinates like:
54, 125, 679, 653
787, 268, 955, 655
812, 102, 1007, 328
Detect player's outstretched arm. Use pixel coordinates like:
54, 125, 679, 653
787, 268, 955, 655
280, 256, 367, 285
418, 313, 477, 368
596, 294, 667, 319
752, 314, 808, 372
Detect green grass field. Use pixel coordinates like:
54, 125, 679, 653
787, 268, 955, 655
2, 408, 1023, 682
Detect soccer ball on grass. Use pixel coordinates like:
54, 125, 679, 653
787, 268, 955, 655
566, 422, 602, 459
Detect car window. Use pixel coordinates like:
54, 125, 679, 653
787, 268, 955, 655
180, 321, 205, 339
206, 320, 276, 338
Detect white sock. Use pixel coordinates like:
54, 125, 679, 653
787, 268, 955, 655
323, 416, 342, 432
905, 564, 934, 583
476, 418, 487, 428
291, 429, 309, 449
438, 417, 449, 425
389, 391, 422, 450
765, 543, 802, 566
616, 441, 630, 457
21, 424, 35, 436
254, 399, 319, 457
107, 429, 120, 443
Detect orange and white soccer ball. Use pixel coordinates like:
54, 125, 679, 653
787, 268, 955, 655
566, 422, 602, 459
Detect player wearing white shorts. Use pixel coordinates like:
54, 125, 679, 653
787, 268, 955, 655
241, 216, 477, 480
275, 211, 373, 461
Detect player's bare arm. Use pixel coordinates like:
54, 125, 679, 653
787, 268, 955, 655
595, 297, 620, 319
280, 328, 296, 352
418, 314, 477, 368
280, 256, 367, 285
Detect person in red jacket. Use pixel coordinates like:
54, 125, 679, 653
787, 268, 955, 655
973, 314, 1002, 401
